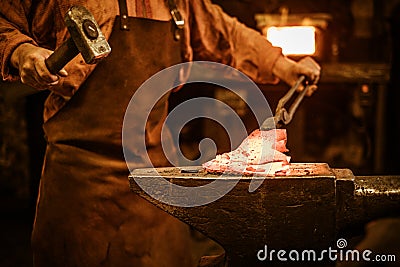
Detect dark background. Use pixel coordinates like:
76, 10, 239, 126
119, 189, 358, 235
1, 0, 400, 266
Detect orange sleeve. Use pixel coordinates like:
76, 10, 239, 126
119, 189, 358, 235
188, 0, 282, 84
0, 1, 37, 81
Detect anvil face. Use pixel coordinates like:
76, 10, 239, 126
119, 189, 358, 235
129, 163, 339, 264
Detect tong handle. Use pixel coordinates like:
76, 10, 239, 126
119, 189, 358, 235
277, 76, 305, 109
260, 75, 309, 130
287, 76, 309, 119
277, 75, 310, 126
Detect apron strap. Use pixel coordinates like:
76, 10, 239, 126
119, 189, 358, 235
167, 0, 184, 40
118, 0, 130, 30
117, 0, 184, 37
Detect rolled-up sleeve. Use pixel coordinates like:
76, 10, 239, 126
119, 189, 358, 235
188, 0, 282, 84
0, 3, 37, 81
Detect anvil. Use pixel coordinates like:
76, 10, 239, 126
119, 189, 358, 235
128, 163, 400, 266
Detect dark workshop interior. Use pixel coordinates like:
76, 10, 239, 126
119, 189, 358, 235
1, 0, 400, 266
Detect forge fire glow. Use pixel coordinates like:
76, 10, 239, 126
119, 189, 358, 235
266, 26, 316, 55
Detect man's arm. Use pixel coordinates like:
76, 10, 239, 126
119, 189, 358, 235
0, 2, 37, 82
0, 1, 70, 90
188, 0, 320, 89
0, 1, 116, 92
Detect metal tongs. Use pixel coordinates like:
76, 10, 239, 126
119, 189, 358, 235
260, 75, 310, 131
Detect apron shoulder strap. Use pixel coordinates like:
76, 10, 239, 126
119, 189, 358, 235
117, 0, 184, 38
118, 0, 130, 30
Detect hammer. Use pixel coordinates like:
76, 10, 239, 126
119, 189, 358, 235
45, 6, 111, 74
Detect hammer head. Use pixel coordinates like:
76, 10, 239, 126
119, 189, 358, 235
65, 6, 111, 64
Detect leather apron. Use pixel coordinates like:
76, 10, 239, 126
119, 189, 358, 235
32, 2, 195, 266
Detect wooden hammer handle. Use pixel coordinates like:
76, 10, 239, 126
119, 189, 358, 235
45, 38, 79, 74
